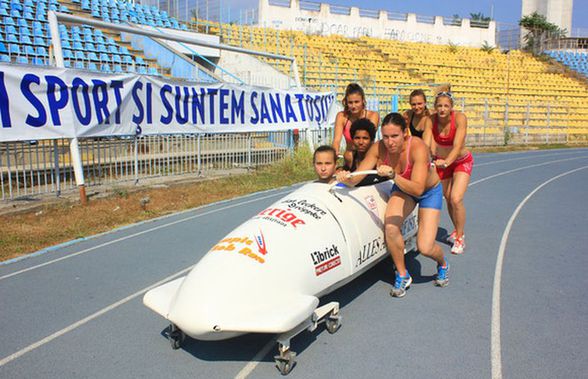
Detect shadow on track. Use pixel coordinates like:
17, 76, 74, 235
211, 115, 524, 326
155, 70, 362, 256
155, 257, 401, 364
154, 226, 453, 365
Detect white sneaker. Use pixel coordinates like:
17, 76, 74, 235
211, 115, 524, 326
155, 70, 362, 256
451, 235, 466, 255
447, 230, 457, 244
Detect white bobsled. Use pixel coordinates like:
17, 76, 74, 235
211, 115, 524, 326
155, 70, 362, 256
143, 177, 418, 374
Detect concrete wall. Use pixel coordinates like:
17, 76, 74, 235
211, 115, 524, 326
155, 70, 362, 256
215, 50, 294, 89
521, 0, 573, 33
257, 0, 496, 47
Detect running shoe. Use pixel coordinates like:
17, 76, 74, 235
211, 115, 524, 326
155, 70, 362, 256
451, 235, 466, 255
390, 272, 412, 298
434, 262, 450, 287
447, 230, 457, 243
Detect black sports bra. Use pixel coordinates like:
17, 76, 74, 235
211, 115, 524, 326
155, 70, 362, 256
409, 112, 424, 138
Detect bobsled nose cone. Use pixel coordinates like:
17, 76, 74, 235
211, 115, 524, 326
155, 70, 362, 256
167, 279, 318, 341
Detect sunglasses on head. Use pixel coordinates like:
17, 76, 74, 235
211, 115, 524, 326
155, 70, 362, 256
436, 91, 453, 98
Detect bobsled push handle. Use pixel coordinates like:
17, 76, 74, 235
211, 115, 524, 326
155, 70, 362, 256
328, 170, 379, 202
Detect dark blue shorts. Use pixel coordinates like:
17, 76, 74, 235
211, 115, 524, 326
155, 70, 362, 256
391, 182, 442, 210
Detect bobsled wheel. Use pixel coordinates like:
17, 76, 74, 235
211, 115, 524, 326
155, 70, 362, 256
325, 315, 341, 334
168, 324, 185, 350
274, 351, 296, 376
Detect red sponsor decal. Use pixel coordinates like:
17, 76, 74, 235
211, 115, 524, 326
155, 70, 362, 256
256, 207, 306, 228
315, 256, 341, 276
255, 230, 268, 255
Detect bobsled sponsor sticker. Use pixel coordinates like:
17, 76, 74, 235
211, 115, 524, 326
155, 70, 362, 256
310, 244, 341, 276
254, 207, 306, 228
212, 234, 267, 264
282, 199, 327, 220
364, 195, 378, 214
356, 236, 386, 268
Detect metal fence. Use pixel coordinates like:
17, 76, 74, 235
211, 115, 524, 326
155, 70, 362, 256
0, 131, 305, 200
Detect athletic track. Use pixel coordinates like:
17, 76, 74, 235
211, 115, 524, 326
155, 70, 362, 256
1, 148, 587, 379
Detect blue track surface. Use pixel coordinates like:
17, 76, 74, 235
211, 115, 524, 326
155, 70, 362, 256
0, 148, 587, 378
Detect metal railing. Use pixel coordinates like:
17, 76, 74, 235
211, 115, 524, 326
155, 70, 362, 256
0, 131, 310, 200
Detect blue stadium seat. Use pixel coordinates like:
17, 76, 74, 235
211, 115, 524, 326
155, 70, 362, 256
24, 45, 35, 56
74, 61, 84, 69
4, 16, 15, 26
74, 50, 85, 60
99, 52, 109, 62
63, 49, 73, 59
0, 42, 6, 53
122, 55, 133, 65
147, 67, 158, 76
8, 43, 19, 55
96, 43, 107, 53
87, 51, 98, 61
20, 35, 32, 45
0, 9, 7, 18
100, 63, 110, 72
112, 54, 121, 64
85, 42, 96, 52
16, 56, 28, 64
0, 54, 10, 63
61, 39, 71, 49
88, 62, 98, 71
32, 56, 44, 65
73, 41, 83, 51
137, 66, 146, 74
34, 37, 46, 46
7, 33, 18, 43
108, 45, 118, 54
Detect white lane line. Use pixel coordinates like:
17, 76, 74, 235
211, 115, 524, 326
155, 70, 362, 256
491, 165, 588, 379
234, 339, 277, 379
233, 155, 588, 379
2, 155, 587, 371
0, 265, 194, 368
470, 156, 587, 187
474, 150, 585, 167
0, 190, 288, 281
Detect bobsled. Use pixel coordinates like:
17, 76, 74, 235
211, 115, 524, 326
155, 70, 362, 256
143, 175, 418, 375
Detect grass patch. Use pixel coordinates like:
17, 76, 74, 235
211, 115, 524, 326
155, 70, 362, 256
0, 146, 315, 262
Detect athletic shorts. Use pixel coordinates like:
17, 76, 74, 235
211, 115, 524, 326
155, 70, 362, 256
436, 151, 474, 180
391, 182, 443, 210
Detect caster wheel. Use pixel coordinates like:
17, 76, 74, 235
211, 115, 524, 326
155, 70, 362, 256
168, 324, 184, 350
274, 351, 296, 375
325, 316, 341, 334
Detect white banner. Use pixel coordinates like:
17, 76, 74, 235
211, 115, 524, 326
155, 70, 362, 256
0, 64, 339, 142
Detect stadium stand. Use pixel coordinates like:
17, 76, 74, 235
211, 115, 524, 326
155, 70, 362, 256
211, 21, 588, 143
546, 50, 588, 78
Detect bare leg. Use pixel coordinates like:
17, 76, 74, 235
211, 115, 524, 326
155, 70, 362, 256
384, 192, 416, 277
441, 178, 455, 229
416, 207, 446, 267
449, 172, 471, 238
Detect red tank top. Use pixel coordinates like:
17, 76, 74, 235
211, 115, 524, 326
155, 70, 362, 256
342, 110, 368, 145
381, 137, 413, 180
433, 112, 456, 147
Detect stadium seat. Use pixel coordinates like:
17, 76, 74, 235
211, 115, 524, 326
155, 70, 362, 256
0, 54, 10, 63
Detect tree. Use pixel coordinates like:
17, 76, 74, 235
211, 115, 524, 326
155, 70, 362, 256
519, 12, 567, 53
470, 12, 491, 27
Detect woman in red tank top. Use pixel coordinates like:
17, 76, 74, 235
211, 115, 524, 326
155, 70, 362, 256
332, 83, 380, 169
424, 90, 474, 255
336, 113, 449, 298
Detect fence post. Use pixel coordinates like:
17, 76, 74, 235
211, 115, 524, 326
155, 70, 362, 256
503, 99, 509, 145
53, 139, 61, 196
197, 134, 202, 176
247, 133, 252, 168
546, 102, 551, 144
483, 98, 488, 146
50, 10, 87, 204
525, 102, 530, 144
134, 135, 139, 185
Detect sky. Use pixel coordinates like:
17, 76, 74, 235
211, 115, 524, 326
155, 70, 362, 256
324, 0, 588, 32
